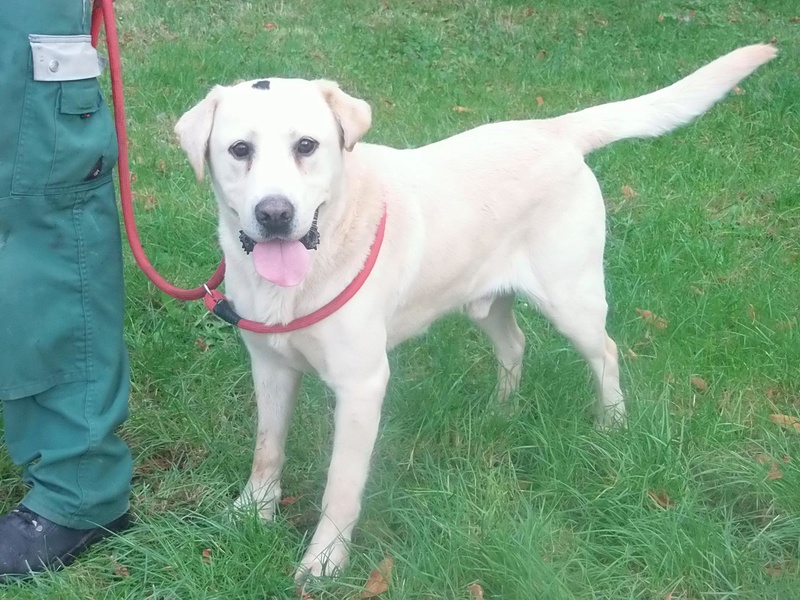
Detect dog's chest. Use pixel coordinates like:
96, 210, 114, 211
242, 330, 319, 372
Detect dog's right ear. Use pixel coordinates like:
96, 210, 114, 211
174, 86, 224, 181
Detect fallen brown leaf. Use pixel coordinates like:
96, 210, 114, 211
768, 462, 783, 481
770, 36, 778, 44
280, 496, 298, 506
113, 558, 130, 577
755, 453, 772, 465
537, 49, 547, 59
263, 21, 278, 30
536, 95, 545, 106
361, 556, 393, 598
690, 376, 708, 393
648, 490, 676, 509
469, 582, 485, 599
691, 286, 704, 295
621, 184, 637, 198
195, 337, 209, 351
769, 414, 800, 433
765, 565, 783, 576
453, 105, 472, 113
202, 548, 212, 564
636, 308, 668, 330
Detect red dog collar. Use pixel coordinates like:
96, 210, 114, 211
204, 205, 387, 333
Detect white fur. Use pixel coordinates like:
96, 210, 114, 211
175, 45, 775, 581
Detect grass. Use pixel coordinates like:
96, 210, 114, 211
2, 0, 799, 598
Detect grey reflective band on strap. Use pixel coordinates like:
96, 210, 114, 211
29, 34, 104, 82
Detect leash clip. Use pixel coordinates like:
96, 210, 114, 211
203, 285, 242, 326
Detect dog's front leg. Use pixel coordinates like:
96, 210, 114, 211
235, 351, 301, 521
297, 353, 390, 581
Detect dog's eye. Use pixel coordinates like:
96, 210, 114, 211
295, 137, 318, 157
229, 141, 252, 159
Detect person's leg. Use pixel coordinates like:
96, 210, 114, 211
0, 4, 133, 576
2, 183, 132, 529
0, 180, 132, 579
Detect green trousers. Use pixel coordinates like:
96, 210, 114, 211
0, 0, 132, 529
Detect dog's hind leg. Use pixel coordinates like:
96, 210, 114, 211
235, 352, 301, 521
526, 273, 625, 429
468, 294, 526, 401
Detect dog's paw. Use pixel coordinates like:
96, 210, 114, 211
495, 363, 522, 403
594, 404, 628, 431
295, 541, 349, 584
233, 481, 280, 521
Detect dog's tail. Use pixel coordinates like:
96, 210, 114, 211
556, 44, 776, 155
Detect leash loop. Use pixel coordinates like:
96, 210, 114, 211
92, 0, 225, 301
93, 0, 387, 332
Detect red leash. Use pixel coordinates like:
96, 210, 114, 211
91, 0, 387, 332
91, 0, 224, 301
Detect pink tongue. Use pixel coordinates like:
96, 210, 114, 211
252, 240, 311, 287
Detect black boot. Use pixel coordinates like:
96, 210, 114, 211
0, 505, 130, 581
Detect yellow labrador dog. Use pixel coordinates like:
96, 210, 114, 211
175, 45, 774, 580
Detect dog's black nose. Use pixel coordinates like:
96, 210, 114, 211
255, 195, 295, 235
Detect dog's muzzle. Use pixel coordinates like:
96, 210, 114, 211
239, 208, 320, 255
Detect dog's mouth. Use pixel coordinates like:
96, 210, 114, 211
238, 209, 320, 287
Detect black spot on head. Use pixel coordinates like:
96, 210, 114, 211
252, 80, 271, 90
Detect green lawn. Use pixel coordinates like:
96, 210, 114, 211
2, 0, 799, 598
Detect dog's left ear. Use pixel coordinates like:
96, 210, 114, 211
315, 80, 372, 151
174, 86, 224, 181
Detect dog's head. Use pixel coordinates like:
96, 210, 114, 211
175, 78, 371, 286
